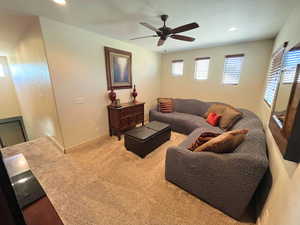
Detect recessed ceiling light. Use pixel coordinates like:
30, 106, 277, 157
228, 27, 238, 32
53, 0, 66, 5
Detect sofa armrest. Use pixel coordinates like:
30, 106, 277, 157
149, 107, 159, 122
165, 146, 268, 219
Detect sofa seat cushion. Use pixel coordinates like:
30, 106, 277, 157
187, 116, 223, 134
150, 110, 223, 135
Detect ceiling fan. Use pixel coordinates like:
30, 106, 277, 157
131, 15, 199, 46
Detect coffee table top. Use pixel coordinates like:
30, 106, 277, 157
125, 121, 170, 141
125, 126, 157, 141
145, 121, 170, 132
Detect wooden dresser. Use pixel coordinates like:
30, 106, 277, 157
107, 102, 145, 140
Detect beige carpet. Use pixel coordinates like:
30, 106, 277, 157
2, 133, 254, 225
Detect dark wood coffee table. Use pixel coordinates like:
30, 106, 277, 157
124, 121, 171, 158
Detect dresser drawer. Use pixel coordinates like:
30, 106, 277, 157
132, 104, 144, 113
120, 118, 128, 129
120, 105, 144, 118
120, 107, 132, 118
119, 117, 135, 130
136, 113, 144, 123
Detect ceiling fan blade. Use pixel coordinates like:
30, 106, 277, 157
170, 34, 195, 42
130, 35, 158, 40
140, 22, 161, 33
157, 38, 165, 46
171, 22, 199, 34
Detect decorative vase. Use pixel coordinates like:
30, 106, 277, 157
132, 85, 138, 103
108, 88, 116, 105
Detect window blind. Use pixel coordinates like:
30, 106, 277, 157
282, 48, 300, 83
194, 57, 210, 80
171, 60, 184, 76
263, 43, 288, 106
222, 54, 244, 85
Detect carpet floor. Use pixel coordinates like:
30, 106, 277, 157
2, 132, 254, 225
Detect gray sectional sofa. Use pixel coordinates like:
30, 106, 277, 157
149, 98, 268, 219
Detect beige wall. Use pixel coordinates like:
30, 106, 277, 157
8, 19, 64, 146
39, 17, 161, 149
258, 4, 300, 225
0, 56, 21, 119
161, 40, 273, 115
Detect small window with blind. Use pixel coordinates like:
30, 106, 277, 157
171, 60, 184, 76
222, 54, 244, 85
194, 57, 210, 80
282, 48, 300, 84
263, 43, 287, 106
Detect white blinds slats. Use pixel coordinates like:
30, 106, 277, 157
282, 49, 300, 83
222, 55, 244, 85
171, 60, 184, 76
194, 58, 210, 80
263, 44, 287, 106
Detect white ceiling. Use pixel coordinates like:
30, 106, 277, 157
0, 0, 298, 52
0, 12, 36, 55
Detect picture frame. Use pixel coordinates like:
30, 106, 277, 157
104, 47, 132, 90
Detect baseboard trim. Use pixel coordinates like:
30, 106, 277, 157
47, 136, 65, 153
65, 135, 110, 153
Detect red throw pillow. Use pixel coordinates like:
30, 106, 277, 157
207, 112, 221, 126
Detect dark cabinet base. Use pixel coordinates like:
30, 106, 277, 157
107, 102, 145, 140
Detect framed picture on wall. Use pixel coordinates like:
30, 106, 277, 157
104, 47, 132, 90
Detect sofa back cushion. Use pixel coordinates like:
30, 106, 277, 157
230, 109, 267, 156
173, 99, 209, 116
232, 109, 263, 131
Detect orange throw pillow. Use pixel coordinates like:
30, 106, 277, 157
207, 112, 221, 126
158, 98, 173, 113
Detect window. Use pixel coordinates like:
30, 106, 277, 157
222, 54, 244, 85
0, 63, 5, 77
194, 57, 210, 80
282, 48, 300, 83
264, 43, 287, 106
171, 60, 184, 76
